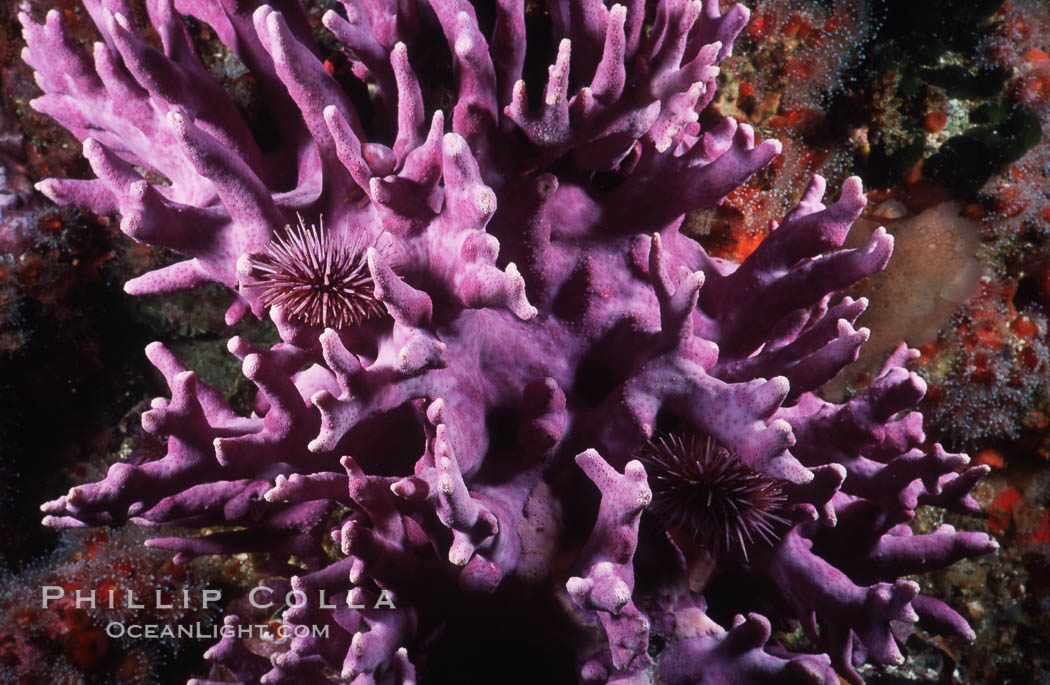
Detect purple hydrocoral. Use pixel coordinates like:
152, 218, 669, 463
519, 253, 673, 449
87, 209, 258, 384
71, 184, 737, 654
23, 1, 996, 683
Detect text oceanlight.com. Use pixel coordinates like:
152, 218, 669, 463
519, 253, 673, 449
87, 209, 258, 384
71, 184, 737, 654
104, 622, 329, 641
40, 584, 394, 644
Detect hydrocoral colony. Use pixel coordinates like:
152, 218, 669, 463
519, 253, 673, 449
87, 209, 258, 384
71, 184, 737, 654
22, 0, 997, 683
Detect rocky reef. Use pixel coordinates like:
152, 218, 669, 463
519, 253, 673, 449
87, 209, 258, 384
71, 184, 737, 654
18, 1, 998, 683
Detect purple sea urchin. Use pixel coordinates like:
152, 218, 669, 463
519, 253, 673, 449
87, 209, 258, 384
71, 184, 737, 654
239, 218, 383, 329
640, 434, 789, 560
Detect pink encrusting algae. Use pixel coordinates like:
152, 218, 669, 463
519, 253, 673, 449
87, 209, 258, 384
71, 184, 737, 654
20, 0, 997, 683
